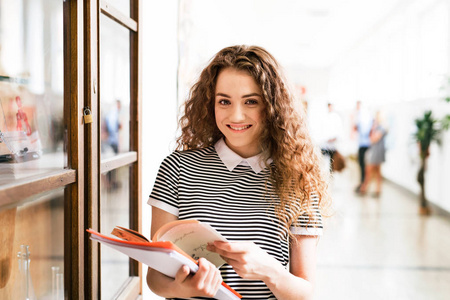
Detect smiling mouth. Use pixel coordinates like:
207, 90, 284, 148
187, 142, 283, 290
227, 124, 252, 131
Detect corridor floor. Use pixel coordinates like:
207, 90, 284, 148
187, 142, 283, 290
315, 163, 450, 300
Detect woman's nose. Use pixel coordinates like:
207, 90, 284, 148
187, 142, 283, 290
229, 104, 245, 121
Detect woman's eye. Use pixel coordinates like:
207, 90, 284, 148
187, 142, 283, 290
218, 99, 231, 105
246, 99, 258, 105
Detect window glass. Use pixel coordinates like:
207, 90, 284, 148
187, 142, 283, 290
0, 188, 65, 299
100, 14, 130, 158
100, 165, 131, 298
0, 0, 65, 185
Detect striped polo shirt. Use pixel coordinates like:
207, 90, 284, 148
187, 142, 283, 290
148, 138, 323, 300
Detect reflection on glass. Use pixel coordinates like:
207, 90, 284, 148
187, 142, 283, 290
100, 165, 130, 298
0, 188, 65, 299
51, 266, 64, 300
0, 0, 64, 185
100, 15, 130, 158
13, 245, 37, 300
103, 99, 122, 155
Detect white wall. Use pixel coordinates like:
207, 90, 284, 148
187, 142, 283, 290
141, 1, 179, 299
328, 0, 450, 212
284, 67, 331, 137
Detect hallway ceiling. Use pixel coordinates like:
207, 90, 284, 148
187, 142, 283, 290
186, 0, 403, 68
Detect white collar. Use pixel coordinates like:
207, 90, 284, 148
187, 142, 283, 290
214, 138, 272, 174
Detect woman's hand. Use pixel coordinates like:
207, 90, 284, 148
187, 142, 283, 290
172, 258, 223, 298
148, 208, 223, 298
207, 241, 282, 281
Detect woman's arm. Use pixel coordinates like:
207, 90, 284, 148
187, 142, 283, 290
208, 235, 318, 300
146, 207, 223, 298
370, 129, 383, 144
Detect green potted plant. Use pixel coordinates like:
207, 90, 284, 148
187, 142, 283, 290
413, 98, 450, 215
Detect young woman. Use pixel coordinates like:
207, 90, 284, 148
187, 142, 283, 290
147, 45, 330, 300
359, 111, 387, 197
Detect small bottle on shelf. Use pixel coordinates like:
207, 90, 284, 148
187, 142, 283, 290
13, 245, 36, 300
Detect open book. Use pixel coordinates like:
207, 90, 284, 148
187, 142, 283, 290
87, 220, 241, 300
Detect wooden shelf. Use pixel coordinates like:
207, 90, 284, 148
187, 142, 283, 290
0, 152, 66, 185
101, 1, 137, 32
100, 151, 137, 173
0, 169, 76, 209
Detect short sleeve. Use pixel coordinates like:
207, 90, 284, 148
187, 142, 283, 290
147, 151, 181, 216
290, 192, 323, 236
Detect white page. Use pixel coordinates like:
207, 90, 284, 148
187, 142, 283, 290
158, 222, 227, 267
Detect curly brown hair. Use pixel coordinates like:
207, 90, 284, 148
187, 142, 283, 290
177, 45, 330, 238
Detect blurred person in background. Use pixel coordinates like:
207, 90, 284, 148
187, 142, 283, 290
105, 99, 122, 155
353, 100, 373, 193
358, 111, 387, 197
320, 103, 343, 172
103, 99, 122, 189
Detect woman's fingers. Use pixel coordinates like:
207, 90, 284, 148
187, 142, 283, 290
197, 258, 222, 296
212, 267, 223, 294
208, 241, 252, 261
191, 258, 221, 297
193, 258, 211, 288
211, 241, 248, 253
173, 259, 222, 298
208, 241, 275, 280
174, 265, 190, 283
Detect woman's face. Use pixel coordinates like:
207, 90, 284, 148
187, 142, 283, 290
214, 68, 266, 158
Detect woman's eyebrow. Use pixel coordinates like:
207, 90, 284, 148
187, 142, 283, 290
215, 92, 262, 98
216, 93, 231, 98
242, 93, 262, 98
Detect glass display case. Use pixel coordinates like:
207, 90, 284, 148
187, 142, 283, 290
0, 189, 64, 300
0, 0, 66, 299
0, 0, 65, 186
0, 0, 141, 298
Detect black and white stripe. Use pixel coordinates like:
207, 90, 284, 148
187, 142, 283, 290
149, 146, 322, 300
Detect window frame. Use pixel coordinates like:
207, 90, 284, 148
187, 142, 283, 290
0, 1, 142, 299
